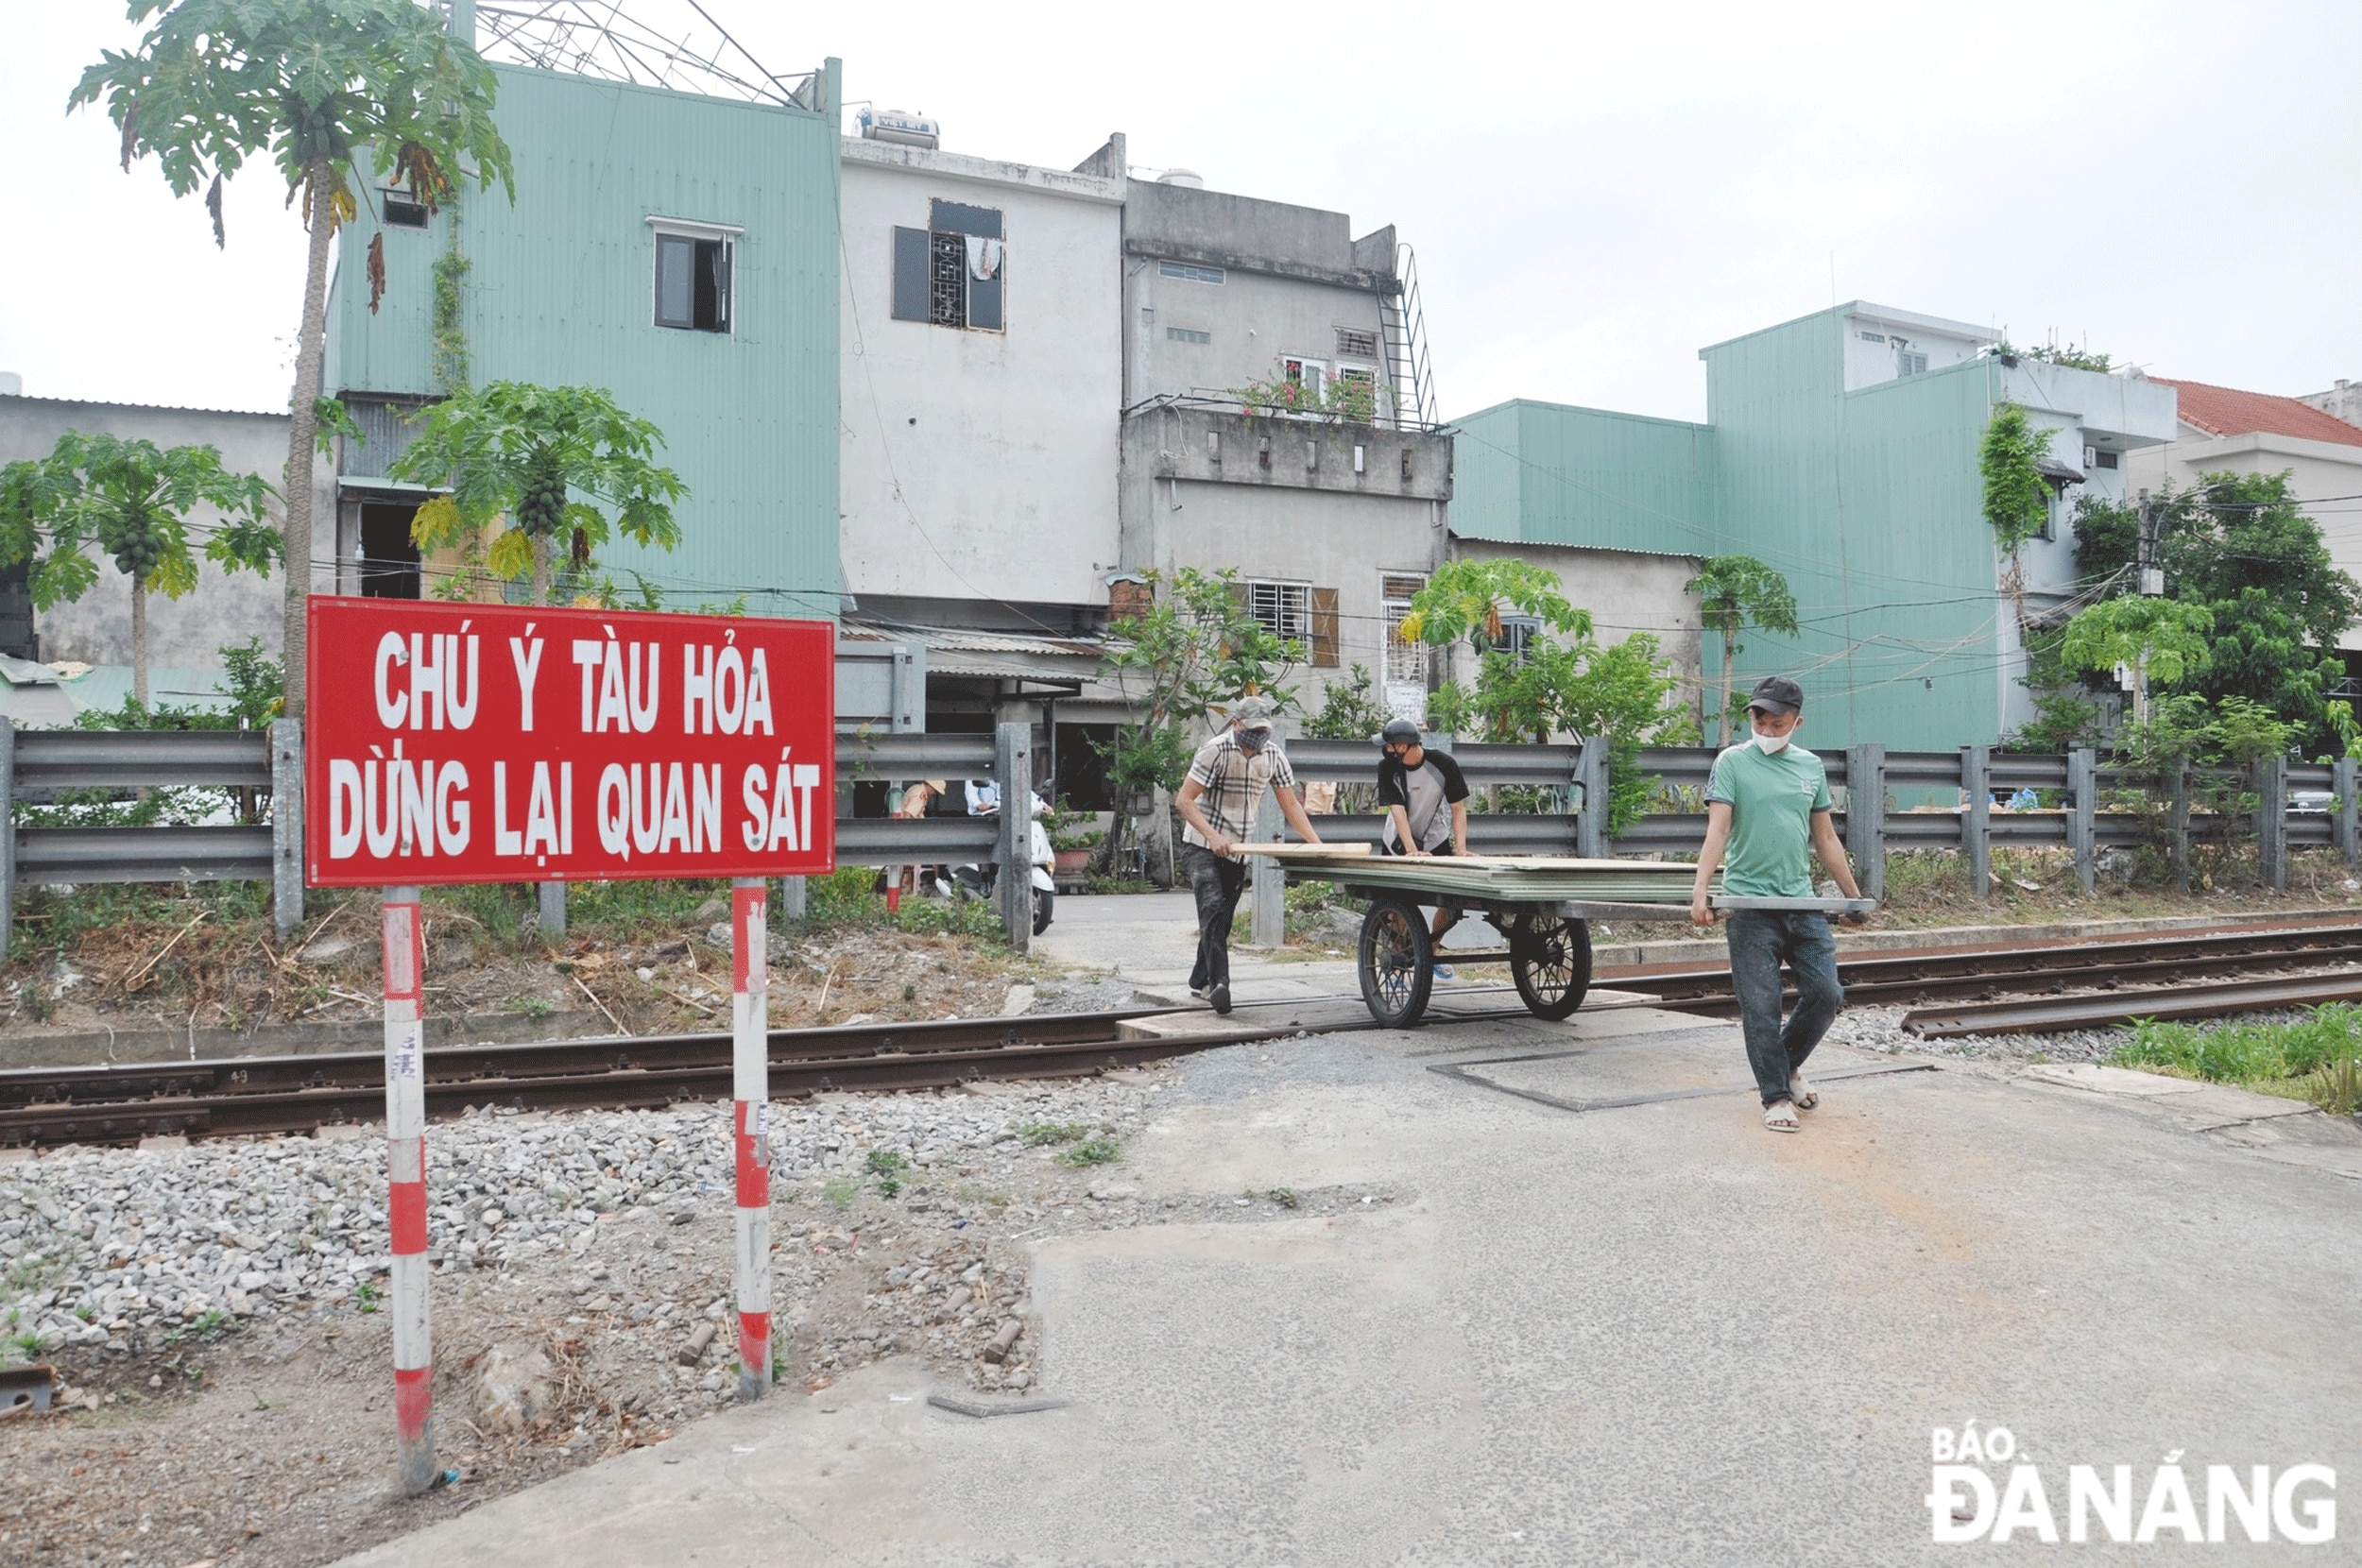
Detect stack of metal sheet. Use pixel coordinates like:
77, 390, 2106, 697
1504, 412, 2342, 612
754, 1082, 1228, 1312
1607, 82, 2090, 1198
1237, 844, 1705, 906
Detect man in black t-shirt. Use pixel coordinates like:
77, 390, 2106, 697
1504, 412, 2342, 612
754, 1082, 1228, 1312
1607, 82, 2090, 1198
1376, 719, 1471, 975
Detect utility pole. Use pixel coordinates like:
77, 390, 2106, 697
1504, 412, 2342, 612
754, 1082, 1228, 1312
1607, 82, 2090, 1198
2135, 488, 2165, 597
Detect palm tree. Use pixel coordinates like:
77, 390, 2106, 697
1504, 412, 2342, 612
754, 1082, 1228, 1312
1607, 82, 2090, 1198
0, 433, 280, 707
1686, 555, 1800, 747
73, 0, 512, 716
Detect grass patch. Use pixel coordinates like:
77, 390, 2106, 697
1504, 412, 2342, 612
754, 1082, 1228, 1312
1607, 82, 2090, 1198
1056, 1139, 1121, 1167
1018, 1122, 1088, 1147
822, 1176, 862, 1210
2112, 1003, 2362, 1112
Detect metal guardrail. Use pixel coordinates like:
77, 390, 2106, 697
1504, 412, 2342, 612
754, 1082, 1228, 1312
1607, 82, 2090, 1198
0, 723, 305, 957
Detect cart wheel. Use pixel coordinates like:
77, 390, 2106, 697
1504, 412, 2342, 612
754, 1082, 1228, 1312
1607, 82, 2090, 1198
1358, 898, 1434, 1028
1510, 915, 1592, 1021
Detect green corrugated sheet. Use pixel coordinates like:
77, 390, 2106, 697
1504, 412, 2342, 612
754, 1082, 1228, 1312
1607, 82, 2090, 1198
325, 62, 843, 621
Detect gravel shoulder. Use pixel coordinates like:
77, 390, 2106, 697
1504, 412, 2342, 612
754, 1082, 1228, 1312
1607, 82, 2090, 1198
3, 1061, 1378, 1568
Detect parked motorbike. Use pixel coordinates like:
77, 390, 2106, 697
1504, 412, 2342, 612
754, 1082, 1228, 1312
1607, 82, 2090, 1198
938, 783, 1056, 934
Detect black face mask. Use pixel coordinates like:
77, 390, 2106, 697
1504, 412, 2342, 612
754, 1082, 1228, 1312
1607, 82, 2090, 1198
1237, 727, 1271, 754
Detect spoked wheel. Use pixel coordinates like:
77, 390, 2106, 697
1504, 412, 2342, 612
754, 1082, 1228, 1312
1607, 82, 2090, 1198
1359, 897, 1434, 1028
1510, 914, 1593, 1021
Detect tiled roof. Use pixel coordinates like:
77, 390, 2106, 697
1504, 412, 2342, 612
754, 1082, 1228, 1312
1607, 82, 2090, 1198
2151, 377, 2362, 448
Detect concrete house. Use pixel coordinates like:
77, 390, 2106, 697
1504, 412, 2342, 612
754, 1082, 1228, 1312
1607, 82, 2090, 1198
2125, 378, 2362, 671
1454, 303, 2182, 753
1116, 175, 1453, 724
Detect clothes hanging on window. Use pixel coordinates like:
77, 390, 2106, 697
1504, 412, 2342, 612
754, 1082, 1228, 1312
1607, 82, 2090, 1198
966, 235, 1004, 281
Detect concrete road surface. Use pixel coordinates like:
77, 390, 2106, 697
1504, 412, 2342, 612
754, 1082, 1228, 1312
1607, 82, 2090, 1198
337, 996, 2360, 1564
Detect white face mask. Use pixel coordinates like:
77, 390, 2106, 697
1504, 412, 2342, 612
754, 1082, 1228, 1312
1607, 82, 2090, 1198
1753, 729, 1792, 755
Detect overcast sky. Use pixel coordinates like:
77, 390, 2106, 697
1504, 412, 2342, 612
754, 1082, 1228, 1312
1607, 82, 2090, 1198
6, 0, 2356, 422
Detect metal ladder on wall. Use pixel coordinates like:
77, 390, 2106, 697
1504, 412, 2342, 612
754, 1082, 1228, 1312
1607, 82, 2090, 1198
1380, 243, 1440, 429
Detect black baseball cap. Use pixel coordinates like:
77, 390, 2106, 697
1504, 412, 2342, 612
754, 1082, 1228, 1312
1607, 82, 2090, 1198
1746, 675, 1805, 715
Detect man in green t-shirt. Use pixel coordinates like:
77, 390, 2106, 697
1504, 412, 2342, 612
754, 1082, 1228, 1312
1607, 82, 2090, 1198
1687, 675, 1868, 1133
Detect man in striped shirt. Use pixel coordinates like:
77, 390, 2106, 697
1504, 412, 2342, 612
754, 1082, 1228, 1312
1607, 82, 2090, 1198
1172, 695, 1324, 1014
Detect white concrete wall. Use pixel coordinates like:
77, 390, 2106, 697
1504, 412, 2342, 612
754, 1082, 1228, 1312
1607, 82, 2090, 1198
0, 396, 325, 669
837, 142, 1124, 609
1841, 308, 1989, 391
1126, 263, 1390, 409
1447, 537, 1704, 729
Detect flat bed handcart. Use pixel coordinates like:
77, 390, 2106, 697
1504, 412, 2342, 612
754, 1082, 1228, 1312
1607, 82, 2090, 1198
1236, 844, 1874, 1029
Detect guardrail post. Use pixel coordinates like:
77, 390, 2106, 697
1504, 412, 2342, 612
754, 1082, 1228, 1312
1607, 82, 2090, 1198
2334, 757, 2360, 870
2259, 756, 2288, 894
1962, 744, 1991, 899
2068, 747, 2097, 895
775, 875, 808, 927
1844, 742, 1885, 902
380, 885, 437, 1495
1249, 785, 1285, 947
0, 719, 14, 962
2170, 759, 2192, 893
1574, 740, 1609, 859
994, 721, 1032, 953
729, 877, 772, 1402
270, 719, 303, 939
538, 881, 566, 939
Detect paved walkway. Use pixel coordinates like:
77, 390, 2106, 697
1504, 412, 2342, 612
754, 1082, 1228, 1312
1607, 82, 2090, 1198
338, 997, 2361, 1564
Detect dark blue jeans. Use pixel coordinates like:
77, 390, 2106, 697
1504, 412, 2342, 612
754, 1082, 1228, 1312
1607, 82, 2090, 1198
1181, 844, 1248, 991
1724, 911, 1844, 1106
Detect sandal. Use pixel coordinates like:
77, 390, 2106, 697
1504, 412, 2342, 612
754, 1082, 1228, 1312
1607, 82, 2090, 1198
1791, 1071, 1818, 1111
1763, 1101, 1800, 1133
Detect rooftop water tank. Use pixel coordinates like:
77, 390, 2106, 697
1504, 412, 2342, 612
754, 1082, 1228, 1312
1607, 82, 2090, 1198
858, 108, 939, 149
1156, 168, 1205, 189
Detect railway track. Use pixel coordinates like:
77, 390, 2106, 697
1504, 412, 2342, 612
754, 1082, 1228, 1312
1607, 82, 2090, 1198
10, 919, 2356, 1148
1602, 921, 2362, 1014
0, 1009, 1280, 1150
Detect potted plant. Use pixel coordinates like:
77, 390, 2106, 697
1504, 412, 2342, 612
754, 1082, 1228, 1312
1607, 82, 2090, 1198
1043, 800, 1103, 877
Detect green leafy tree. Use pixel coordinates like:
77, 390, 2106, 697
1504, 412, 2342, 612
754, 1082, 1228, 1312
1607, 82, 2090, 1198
74, 0, 514, 715
1684, 554, 1799, 747
1302, 664, 1393, 741
0, 433, 279, 708
388, 383, 688, 606
2059, 594, 2214, 724
1980, 403, 2052, 554
1097, 568, 1305, 871
2062, 474, 2359, 746
1443, 632, 1693, 831
1395, 557, 1590, 666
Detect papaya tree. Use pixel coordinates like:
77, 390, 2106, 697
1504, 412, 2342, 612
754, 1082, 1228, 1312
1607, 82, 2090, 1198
1685, 554, 1798, 746
73, 0, 513, 715
0, 433, 280, 707
387, 382, 688, 606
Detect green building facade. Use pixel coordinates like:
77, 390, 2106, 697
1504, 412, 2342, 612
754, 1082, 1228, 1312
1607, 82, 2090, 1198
324, 58, 844, 620
1455, 303, 2177, 752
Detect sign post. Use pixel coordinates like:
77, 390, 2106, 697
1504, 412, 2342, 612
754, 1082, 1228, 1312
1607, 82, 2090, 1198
730, 877, 771, 1400
382, 885, 436, 1493
305, 597, 835, 1486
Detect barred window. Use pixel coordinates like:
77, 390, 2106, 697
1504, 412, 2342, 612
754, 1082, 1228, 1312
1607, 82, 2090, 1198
1244, 579, 1310, 643
1336, 327, 1378, 358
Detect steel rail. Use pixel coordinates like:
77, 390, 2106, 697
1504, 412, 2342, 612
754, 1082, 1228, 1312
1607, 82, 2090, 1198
1901, 972, 2362, 1037
0, 1031, 1273, 1148
0, 1009, 1236, 1148
1604, 923, 2362, 1013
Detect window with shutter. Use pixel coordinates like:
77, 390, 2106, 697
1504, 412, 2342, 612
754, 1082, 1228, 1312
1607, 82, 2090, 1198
1243, 579, 1310, 644
654, 231, 732, 332
1309, 588, 1340, 668
890, 227, 931, 321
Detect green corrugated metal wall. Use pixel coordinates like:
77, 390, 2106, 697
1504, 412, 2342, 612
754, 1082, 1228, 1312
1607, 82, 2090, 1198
1454, 310, 2007, 753
1452, 400, 1715, 556
325, 62, 842, 620
1703, 308, 2001, 752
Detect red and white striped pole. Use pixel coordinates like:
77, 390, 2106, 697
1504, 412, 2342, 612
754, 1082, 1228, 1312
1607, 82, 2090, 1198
381, 886, 437, 1492
730, 877, 773, 1401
